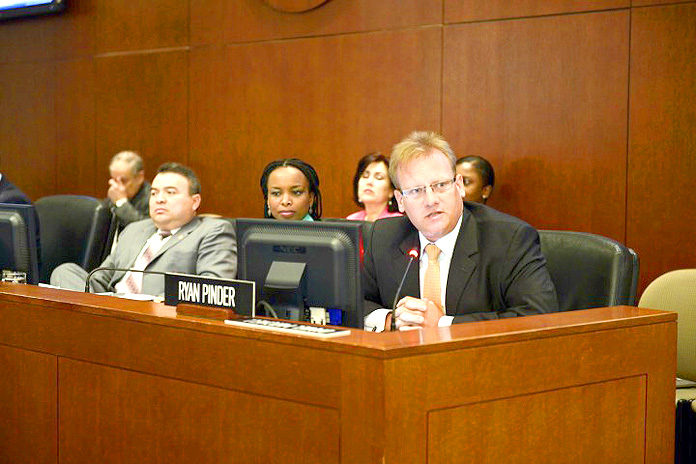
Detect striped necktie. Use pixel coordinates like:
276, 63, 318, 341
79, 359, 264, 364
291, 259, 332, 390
121, 231, 171, 294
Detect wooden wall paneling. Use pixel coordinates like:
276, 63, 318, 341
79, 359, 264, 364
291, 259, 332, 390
428, 377, 646, 463
632, 0, 694, 6
189, 28, 442, 219
52, 0, 97, 60
385, 319, 675, 462
191, 0, 443, 45
445, 0, 629, 24
0, 62, 57, 201
0, 15, 57, 64
0, 344, 57, 463
628, 3, 696, 293
55, 59, 98, 196
96, 0, 189, 53
59, 358, 339, 463
442, 11, 629, 240
95, 51, 189, 186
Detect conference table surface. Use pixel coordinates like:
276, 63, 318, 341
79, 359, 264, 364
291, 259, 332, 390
0, 283, 677, 463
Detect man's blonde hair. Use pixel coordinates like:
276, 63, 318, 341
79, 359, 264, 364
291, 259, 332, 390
389, 131, 456, 188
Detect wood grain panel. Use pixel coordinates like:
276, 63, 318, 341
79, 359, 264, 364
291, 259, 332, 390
429, 376, 645, 463
632, 0, 693, 6
96, 0, 188, 53
59, 358, 339, 463
189, 28, 442, 218
0, 62, 56, 200
52, 0, 96, 60
55, 59, 97, 195
443, 11, 629, 239
0, 15, 57, 64
628, 3, 696, 293
191, 0, 442, 45
445, 0, 629, 23
0, 344, 57, 463
95, 51, 189, 185
383, 318, 675, 462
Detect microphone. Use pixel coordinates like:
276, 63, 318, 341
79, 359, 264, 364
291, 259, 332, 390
390, 248, 419, 331
84, 267, 168, 293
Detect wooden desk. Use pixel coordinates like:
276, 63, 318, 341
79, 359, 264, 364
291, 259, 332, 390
0, 283, 676, 463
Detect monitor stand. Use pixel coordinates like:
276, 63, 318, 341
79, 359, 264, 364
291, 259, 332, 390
263, 261, 307, 321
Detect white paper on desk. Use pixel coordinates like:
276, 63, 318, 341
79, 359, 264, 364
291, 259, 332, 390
97, 292, 157, 301
38, 283, 71, 290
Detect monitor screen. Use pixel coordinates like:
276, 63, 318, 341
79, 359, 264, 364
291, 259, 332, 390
0, 0, 65, 21
0, 202, 39, 284
235, 218, 364, 329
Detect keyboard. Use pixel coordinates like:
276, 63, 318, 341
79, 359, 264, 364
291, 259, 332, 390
225, 318, 351, 338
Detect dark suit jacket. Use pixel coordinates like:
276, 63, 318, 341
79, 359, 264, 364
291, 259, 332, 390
363, 202, 558, 323
0, 176, 33, 205
108, 180, 151, 231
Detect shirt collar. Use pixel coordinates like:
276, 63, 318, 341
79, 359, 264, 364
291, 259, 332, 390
158, 227, 180, 236
417, 212, 463, 260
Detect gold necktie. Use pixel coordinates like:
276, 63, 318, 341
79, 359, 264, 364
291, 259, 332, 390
423, 243, 442, 310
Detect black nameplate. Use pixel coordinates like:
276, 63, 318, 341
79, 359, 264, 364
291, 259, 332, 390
164, 273, 255, 316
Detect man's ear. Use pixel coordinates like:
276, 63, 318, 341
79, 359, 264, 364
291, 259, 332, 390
454, 174, 465, 197
135, 170, 145, 183
482, 184, 493, 201
192, 194, 201, 211
394, 189, 405, 213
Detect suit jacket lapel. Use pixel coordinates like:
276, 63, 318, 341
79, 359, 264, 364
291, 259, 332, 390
397, 225, 421, 301
445, 209, 478, 311
149, 216, 201, 263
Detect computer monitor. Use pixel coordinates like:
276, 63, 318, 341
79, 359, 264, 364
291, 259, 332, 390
235, 218, 364, 329
0, 202, 39, 284
0, 0, 66, 21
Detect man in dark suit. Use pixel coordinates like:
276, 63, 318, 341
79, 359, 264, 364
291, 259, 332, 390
51, 162, 236, 296
363, 131, 557, 331
106, 150, 151, 231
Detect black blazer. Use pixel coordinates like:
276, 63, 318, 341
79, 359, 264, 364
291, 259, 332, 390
363, 202, 558, 323
0, 176, 33, 205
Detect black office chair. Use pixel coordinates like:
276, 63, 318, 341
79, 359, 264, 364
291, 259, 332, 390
35, 195, 115, 283
538, 230, 639, 311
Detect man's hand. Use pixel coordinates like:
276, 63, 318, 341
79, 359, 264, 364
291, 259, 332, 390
391, 296, 444, 330
107, 177, 129, 203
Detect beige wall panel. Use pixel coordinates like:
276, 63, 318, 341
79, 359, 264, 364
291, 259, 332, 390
190, 28, 442, 218
191, 0, 442, 45
96, 0, 188, 53
0, 344, 57, 463
628, 3, 696, 292
0, 62, 56, 200
95, 51, 189, 185
445, 0, 629, 23
443, 12, 629, 240
59, 358, 339, 462
55, 59, 97, 196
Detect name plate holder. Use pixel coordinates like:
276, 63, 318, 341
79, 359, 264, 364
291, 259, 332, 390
164, 273, 255, 321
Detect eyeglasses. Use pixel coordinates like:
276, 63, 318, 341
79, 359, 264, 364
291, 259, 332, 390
399, 177, 457, 200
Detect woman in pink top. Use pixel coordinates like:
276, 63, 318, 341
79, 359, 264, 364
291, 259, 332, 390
347, 152, 402, 222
